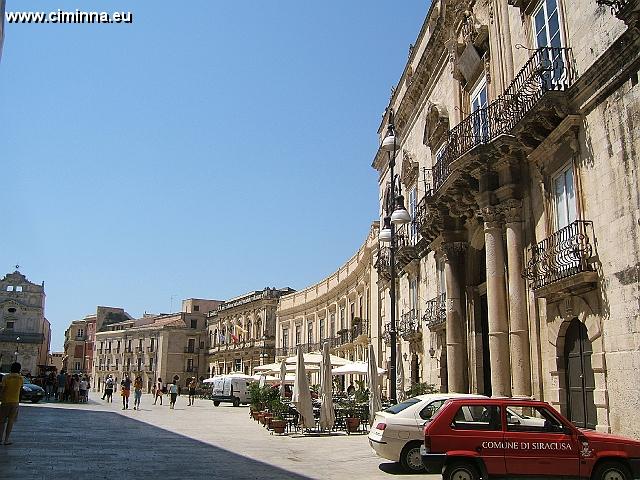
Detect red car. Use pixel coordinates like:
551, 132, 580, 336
421, 397, 640, 480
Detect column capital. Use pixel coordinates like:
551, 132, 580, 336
440, 241, 468, 262
476, 206, 503, 229
501, 199, 523, 223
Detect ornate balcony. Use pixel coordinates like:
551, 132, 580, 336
523, 220, 598, 297
352, 317, 370, 341
423, 294, 446, 331
275, 347, 293, 357
399, 309, 421, 341
395, 224, 420, 272
419, 47, 575, 207
374, 248, 391, 281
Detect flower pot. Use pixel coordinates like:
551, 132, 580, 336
345, 417, 360, 434
261, 413, 273, 426
271, 419, 286, 434
256, 412, 265, 423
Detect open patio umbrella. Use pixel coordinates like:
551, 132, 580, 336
396, 340, 406, 402
367, 343, 382, 426
319, 342, 335, 430
279, 359, 287, 399
285, 352, 350, 366
292, 346, 315, 430
254, 362, 319, 374
331, 362, 387, 376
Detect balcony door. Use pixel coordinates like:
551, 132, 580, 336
533, 0, 565, 87
471, 77, 488, 142
553, 164, 576, 230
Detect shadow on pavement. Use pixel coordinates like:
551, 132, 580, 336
0, 404, 311, 480
378, 462, 421, 475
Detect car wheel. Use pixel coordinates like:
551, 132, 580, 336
233, 398, 240, 407
444, 460, 480, 480
399, 441, 426, 473
592, 461, 631, 480
31, 398, 41, 404
213, 401, 220, 407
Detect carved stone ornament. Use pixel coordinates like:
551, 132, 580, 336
423, 103, 450, 150
476, 205, 503, 228
461, 9, 480, 45
400, 150, 420, 186
441, 241, 468, 261
501, 199, 523, 223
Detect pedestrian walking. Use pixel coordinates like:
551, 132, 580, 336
103, 375, 114, 402
44, 372, 55, 401
120, 374, 132, 410
56, 370, 66, 402
188, 378, 197, 406
169, 382, 178, 409
133, 375, 143, 410
71, 375, 80, 403
79, 376, 88, 403
0, 362, 23, 445
153, 378, 163, 405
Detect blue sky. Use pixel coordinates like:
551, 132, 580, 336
1, 1, 428, 351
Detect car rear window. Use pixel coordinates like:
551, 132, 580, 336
384, 397, 421, 414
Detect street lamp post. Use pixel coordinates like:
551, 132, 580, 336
378, 109, 411, 405
14, 336, 20, 363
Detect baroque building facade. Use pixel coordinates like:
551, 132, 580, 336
275, 225, 381, 375
207, 288, 293, 376
92, 299, 221, 391
0, 269, 50, 374
63, 306, 132, 379
373, 0, 640, 437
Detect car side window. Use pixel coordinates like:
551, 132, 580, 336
506, 405, 566, 433
451, 405, 502, 431
419, 400, 445, 420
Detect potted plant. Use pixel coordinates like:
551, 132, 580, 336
344, 399, 361, 434
248, 382, 264, 419
269, 397, 288, 435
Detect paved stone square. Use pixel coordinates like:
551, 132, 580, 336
0, 394, 440, 480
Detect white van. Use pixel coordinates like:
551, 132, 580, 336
211, 374, 252, 407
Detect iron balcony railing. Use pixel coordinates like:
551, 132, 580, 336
352, 317, 370, 338
523, 220, 595, 290
275, 347, 293, 357
423, 293, 447, 331
399, 309, 421, 338
374, 248, 391, 279
428, 47, 575, 196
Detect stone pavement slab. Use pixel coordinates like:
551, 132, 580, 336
0, 394, 441, 480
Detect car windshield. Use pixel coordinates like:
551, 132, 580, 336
383, 397, 421, 414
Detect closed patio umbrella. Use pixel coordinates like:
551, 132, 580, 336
319, 342, 335, 430
396, 340, 406, 402
292, 346, 315, 430
367, 343, 382, 426
279, 359, 287, 399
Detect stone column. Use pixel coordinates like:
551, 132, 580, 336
503, 199, 532, 397
442, 241, 468, 393
480, 206, 512, 397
